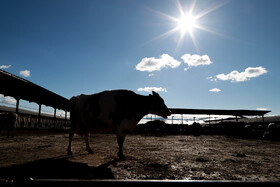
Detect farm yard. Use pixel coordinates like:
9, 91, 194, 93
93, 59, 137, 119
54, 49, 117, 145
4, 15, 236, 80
1, 69, 280, 184
1, 131, 280, 182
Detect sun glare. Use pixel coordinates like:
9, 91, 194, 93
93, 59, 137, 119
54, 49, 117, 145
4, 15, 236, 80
149, 0, 229, 51
177, 14, 197, 34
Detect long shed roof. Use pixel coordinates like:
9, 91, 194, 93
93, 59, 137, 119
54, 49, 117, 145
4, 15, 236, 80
169, 108, 270, 116
0, 69, 69, 111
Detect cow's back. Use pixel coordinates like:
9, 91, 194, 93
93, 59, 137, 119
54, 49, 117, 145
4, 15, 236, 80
70, 90, 123, 133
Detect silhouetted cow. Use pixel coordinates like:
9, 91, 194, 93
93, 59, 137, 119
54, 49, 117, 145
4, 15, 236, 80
0, 113, 17, 138
67, 90, 171, 160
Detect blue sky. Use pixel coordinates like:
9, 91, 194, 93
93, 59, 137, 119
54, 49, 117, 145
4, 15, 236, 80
1, 0, 280, 116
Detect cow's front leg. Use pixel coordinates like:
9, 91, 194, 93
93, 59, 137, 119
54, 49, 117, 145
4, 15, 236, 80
117, 135, 126, 160
10, 128, 15, 138
67, 130, 74, 155
84, 133, 93, 154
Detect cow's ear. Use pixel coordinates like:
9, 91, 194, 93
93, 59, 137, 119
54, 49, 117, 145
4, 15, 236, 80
152, 91, 158, 96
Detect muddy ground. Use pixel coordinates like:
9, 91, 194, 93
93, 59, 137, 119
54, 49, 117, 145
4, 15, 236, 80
0, 130, 280, 181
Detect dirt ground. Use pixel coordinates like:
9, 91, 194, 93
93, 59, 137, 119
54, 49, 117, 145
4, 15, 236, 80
0, 130, 280, 181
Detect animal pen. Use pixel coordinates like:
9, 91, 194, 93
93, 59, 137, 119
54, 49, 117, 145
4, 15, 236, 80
0, 69, 271, 132
1, 70, 280, 185
0, 69, 70, 129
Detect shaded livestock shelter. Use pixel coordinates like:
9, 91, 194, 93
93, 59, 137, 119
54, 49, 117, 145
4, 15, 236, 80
0, 69, 69, 126
169, 108, 271, 137
169, 108, 270, 122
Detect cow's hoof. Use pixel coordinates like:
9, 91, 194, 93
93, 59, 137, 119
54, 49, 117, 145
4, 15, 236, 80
118, 152, 126, 161
67, 150, 72, 156
86, 148, 94, 154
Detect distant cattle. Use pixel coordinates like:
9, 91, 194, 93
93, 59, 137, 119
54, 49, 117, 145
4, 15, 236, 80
0, 113, 18, 138
67, 90, 171, 160
263, 123, 280, 140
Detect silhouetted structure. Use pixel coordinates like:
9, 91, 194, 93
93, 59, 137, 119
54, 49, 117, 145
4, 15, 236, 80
0, 69, 69, 126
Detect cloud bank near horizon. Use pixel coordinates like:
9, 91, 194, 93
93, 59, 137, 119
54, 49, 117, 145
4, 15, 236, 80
0, 94, 17, 105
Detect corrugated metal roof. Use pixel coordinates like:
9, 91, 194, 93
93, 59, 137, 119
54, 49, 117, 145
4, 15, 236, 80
0, 69, 69, 111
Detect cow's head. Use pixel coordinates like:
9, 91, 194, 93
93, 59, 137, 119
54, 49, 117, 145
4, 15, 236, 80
149, 91, 171, 119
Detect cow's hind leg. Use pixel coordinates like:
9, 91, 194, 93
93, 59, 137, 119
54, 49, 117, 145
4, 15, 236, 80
10, 127, 15, 138
84, 133, 93, 154
117, 135, 126, 160
67, 130, 74, 156
6, 129, 10, 138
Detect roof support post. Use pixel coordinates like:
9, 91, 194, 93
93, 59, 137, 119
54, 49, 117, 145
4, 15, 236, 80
64, 111, 67, 128
15, 98, 20, 114
38, 104, 41, 128
53, 108, 56, 128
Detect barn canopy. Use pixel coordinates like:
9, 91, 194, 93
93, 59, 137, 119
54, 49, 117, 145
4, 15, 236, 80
169, 108, 270, 117
0, 69, 69, 111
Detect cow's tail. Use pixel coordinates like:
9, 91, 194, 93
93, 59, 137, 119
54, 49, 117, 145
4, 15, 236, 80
69, 96, 77, 109
69, 96, 77, 120
69, 96, 78, 131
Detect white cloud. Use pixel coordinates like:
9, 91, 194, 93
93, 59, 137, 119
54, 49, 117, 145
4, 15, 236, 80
181, 54, 212, 67
257, 108, 270, 111
0, 94, 17, 104
136, 54, 181, 72
20, 70, 31, 77
207, 76, 217, 81
209, 88, 221, 92
137, 87, 167, 93
213, 66, 267, 82
0, 65, 11, 69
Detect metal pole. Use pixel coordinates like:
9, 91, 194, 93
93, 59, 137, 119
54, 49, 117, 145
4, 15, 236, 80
15, 98, 20, 114
53, 108, 56, 128
64, 111, 67, 128
38, 104, 41, 128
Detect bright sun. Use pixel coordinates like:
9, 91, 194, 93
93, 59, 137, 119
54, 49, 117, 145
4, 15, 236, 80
177, 14, 197, 34
150, 0, 228, 51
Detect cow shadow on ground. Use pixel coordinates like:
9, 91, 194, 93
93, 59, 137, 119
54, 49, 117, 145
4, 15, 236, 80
0, 157, 118, 180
